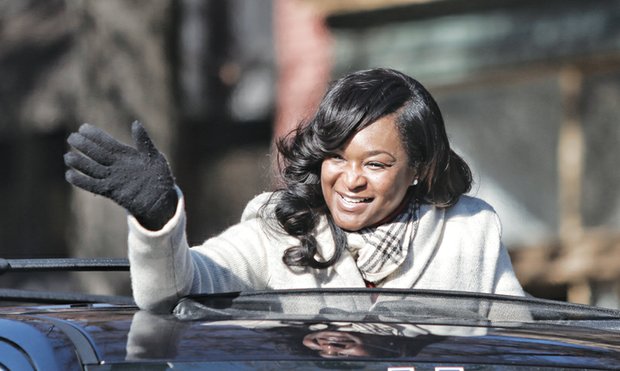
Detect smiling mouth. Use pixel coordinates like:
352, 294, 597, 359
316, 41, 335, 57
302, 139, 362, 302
339, 194, 372, 206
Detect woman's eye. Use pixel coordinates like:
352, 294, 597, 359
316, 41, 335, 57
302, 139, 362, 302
327, 153, 344, 161
367, 162, 387, 169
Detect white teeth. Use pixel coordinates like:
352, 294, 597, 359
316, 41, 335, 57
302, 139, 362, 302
341, 195, 370, 204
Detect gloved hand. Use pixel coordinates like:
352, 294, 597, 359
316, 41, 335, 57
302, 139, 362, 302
64, 121, 178, 230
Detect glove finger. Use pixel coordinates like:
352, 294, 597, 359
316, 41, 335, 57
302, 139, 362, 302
67, 132, 116, 166
131, 121, 159, 156
78, 123, 132, 153
65, 169, 108, 196
64, 151, 110, 179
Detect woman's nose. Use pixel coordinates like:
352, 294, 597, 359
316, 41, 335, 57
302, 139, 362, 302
343, 166, 366, 189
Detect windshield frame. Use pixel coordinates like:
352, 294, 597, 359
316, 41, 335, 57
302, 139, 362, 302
174, 288, 620, 329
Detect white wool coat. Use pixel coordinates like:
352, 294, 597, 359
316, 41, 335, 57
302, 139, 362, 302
127, 191, 525, 312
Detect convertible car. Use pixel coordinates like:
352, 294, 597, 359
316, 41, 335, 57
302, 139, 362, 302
1, 258, 620, 370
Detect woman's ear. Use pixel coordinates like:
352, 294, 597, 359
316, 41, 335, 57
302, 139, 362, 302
409, 165, 421, 187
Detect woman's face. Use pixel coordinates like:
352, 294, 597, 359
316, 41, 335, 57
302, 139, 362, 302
320, 114, 416, 231
303, 331, 368, 358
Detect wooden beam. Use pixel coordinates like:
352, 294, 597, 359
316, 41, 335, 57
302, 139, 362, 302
558, 66, 584, 242
510, 231, 620, 286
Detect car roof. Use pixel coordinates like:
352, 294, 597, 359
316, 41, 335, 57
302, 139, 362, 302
3, 288, 620, 369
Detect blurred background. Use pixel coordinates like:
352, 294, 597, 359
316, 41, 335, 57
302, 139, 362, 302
2, 0, 620, 308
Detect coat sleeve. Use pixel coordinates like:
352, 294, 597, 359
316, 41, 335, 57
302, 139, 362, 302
127, 189, 273, 313
492, 241, 526, 296
485, 205, 525, 297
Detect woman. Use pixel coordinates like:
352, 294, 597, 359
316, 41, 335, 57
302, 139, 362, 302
65, 68, 524, 313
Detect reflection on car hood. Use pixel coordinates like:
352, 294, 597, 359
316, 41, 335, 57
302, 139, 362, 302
3, 289, 620, 370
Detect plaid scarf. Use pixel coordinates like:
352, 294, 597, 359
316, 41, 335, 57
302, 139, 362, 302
346, 201, 420, 284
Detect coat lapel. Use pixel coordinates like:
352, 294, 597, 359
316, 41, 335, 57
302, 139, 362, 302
382, 204, 445, 288
314, 217, 366, 288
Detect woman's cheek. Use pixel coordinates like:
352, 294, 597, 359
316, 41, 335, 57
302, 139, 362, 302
367, 172, 391, 191
321, 162, 340, 183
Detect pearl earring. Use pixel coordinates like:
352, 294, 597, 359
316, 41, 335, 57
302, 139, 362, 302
412, 179, 418, 186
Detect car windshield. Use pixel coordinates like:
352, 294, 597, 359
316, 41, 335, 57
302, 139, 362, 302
174, 288, 620, 330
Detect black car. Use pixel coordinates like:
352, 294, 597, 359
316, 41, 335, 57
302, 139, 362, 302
2, 258, 620, 370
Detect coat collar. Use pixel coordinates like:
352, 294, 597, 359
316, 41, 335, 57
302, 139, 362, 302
313, 204, 446, 289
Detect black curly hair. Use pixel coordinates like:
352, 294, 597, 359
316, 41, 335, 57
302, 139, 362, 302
272, 68, 472, 269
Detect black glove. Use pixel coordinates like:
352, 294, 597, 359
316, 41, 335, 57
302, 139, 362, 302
64, 121, 178, 230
